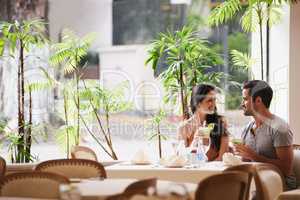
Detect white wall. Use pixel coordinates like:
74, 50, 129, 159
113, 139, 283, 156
269, 5, 290, 121
98, 45, 164, 113
251, 21, 267, 80
48, 0, 113, 48
290, 3, 300, 143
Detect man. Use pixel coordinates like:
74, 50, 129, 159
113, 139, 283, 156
236, 80, 297, 190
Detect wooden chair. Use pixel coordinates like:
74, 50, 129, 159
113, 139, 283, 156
195, 171, 248, 200
71, 145, 98, 161
35, 158, 106, 179
130, 195, 187, 200
225, 163, 285, 200
224, 164, 257, 200
106, 178, 157, 200
293, 149, 300, 188
0, 171, 69, 198
254, 163, 285, 200
0, 157, 6, 179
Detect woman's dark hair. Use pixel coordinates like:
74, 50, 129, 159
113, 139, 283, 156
190, 84, 216, 114
191, 84, 226, 151
207, 116, 226, 151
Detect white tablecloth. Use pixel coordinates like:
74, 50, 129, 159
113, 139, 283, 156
74, 178, 197, 200
5, 160, 121, 175
105, 161, 226, 183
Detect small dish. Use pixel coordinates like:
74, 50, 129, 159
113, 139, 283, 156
70, 178, 82, 183
163, 164, 185, 168
131, 160, 151, 165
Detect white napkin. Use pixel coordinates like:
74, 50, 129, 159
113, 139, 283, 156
160, 155, 187, 167
222, 152, 242, 166
131, 149, 150, 164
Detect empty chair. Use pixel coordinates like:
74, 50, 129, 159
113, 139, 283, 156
35, 158, 107, 179
0, 157, 6, 179
293, 149, 300, 188
0, 171, 69, 198
124, 178, 157, 197
130, 195, 186, 200
255, 164, 285, 200
107, 178, 157, 200
225, 163, 285, 200
224, 164, 257, 200
195, 171, 248, 200
71, 145, 98, 161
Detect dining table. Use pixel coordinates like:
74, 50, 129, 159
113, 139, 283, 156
5, 160, 122, 175
104, 161, 227, 183
73, 178, 198, 200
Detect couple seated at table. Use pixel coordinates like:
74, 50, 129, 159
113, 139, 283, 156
178, 80, 296, 190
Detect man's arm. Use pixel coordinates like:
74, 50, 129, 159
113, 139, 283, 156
235, 145, 294, 176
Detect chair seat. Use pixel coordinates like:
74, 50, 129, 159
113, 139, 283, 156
293, 150, 300, 187
276, 189, 300, 200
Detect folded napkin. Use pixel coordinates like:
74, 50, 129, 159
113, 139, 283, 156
222, 152, 242, 166
160, 155, 187, 167
131, 149, 150, 164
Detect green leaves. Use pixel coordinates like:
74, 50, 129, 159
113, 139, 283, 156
241, 6, 258, 32
208, 0, 242, 26
231, 49, 255, 69
147, 109, 168, 140
267, 4, 283, 27
209, 0, 284, 33
50, 29, 96, 75
146, 26, 223, 117
55, 125, 78, 153
0, 19, 48, 55
80, 81, 132, 115
0, 38, 4, 56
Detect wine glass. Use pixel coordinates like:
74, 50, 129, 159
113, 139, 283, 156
170, 139, 179, 155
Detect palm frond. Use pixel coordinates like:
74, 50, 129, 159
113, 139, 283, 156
49, 48, 72, 66
0, 38, 4, 56
266, 4, 283, 26
25, 82, 50, 92
50, 28, 95, 73
55, 125, 77, 153
241, 6, 259, 32
208, 0, 242, 26
231, 49, 255, 69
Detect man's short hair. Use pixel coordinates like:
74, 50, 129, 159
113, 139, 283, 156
243, 80, 273, 108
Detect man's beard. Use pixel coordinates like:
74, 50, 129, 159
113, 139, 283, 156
242, 106, 253, 116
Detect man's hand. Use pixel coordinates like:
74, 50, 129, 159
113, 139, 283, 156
235, 144, 294, 176
235, 144, 258, 161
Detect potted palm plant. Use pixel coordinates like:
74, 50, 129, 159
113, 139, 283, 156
0, 19, 48, 163
146, 26, 223, 120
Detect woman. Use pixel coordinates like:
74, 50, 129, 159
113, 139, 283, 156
178, 84, 230, 161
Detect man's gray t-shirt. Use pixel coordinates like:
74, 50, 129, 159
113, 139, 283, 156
242, 115, 293, 159
241, 115, 296, 189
